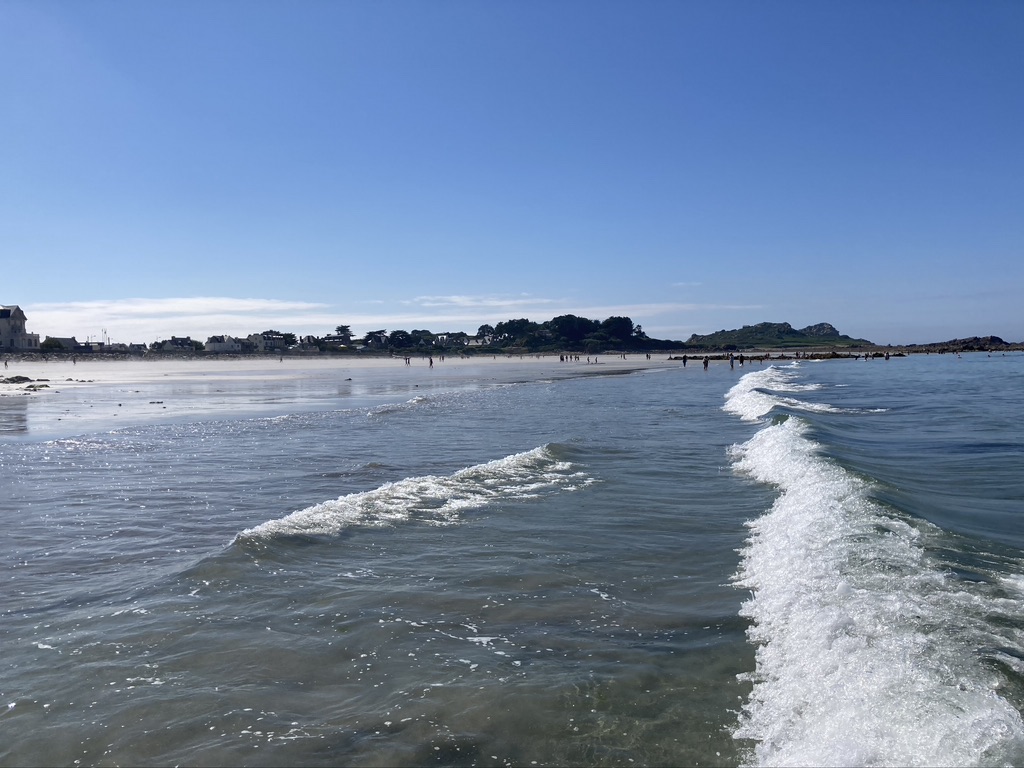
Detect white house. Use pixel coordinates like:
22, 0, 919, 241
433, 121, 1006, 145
247, 331, 286, 353
205, 335, 243, 353
157, 336, 196, 353
0, 305, 41, 351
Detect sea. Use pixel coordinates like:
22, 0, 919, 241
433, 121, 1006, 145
2, 353, 1023, 767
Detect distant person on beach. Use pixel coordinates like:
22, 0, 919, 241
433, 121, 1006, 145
703, 356, 709, 370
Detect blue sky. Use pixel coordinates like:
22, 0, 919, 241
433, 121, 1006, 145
3, 1, 1022, 345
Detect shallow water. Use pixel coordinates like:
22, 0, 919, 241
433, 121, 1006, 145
2, 354, 1023, 766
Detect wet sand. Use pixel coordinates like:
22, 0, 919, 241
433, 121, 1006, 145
0, 354, 680, 439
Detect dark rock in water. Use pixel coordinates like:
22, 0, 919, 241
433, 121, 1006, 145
3, 375, 33, 384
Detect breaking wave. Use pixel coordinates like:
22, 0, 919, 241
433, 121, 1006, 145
725, 368, 1024, 766
235, 444, 593, 543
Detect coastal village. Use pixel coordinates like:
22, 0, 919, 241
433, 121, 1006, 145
0, 303, 667, 357
4, 303, 1022, 359
1, 304, 370, 356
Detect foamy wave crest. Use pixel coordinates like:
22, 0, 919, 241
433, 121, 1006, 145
729, 418, 1024, 766
724, 367, 844, 422
236, 445, 592, 542
366, 393, 438, 417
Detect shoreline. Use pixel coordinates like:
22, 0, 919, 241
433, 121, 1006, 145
1, 352, 674, 388
0, 353, 682, 438
7, 336, 1019, 368
5, 346, 1021, 399
4, 350, 1020, 439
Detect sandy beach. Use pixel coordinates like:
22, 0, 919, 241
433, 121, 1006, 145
0, 353, 684, 439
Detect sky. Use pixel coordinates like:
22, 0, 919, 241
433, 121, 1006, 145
2, 0, 1022, 346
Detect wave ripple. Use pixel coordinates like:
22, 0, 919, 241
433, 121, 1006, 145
235, 444, 592, 542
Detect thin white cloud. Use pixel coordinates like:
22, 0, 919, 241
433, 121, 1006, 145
29, 297, 327, 315
26, 297, 332, 344
403, 294, 759, 318
22, 295, 765, 345
566, 302, 762, 318
404, 294, 556, 309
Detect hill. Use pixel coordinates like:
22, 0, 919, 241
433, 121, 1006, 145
897, 336, 1023, 353
685, 322, 872, 350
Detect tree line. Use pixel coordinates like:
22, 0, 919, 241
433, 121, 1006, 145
345, 315, 685, 353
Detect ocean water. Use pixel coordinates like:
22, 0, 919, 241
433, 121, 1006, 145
2, 354, 1023, 766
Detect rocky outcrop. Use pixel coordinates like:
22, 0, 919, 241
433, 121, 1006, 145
799, 322, 841, 337
899, 336, 1021, 353
685, 322, 871, 350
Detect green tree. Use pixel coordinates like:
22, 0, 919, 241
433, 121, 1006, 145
494, 318, 539, 344
601, 316, 636, 343
546, 314, 600, 345
388, 330, 412, 348
410, 329, 436, 346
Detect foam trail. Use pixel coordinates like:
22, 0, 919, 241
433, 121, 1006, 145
727, 414, 1024, 766
724, 365, 840, 422
236, 445, 591, 542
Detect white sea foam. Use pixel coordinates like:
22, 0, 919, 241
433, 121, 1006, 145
724, 367, 817, 421
724, 366, 853, 422
237, 445, 591, 541
365, 393, 439, 417
728, 415, 1024, 766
